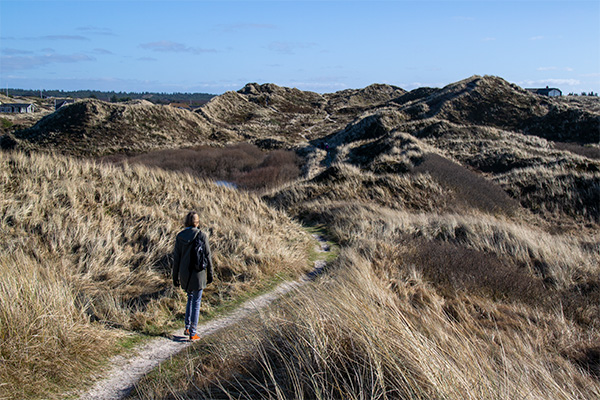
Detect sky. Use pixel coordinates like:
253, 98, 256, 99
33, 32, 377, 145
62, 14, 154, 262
0, 0, 599, 95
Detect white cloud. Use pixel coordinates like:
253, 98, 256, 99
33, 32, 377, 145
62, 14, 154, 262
1, 53, 95, 71
140, 41, 217, 54
77, 26, 116, 36
519, 78, 581, 87
218, 23, 277, 32
93, 48, 113, 55
537, 66, 574, 72
481, 37, 496, 42
267, 41, 316, 54
529, 36, 544, 41
30, 35, 89, 41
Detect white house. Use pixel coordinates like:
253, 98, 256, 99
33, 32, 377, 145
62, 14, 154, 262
526, 86, 562, 97
0, 103, 36, 113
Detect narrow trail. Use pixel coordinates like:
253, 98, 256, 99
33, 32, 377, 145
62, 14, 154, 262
76, 234, 332, 400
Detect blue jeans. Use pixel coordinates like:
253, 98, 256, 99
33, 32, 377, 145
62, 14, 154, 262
184, 289, 203, 336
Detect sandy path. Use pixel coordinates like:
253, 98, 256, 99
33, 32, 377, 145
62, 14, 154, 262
76, 234, 331, 400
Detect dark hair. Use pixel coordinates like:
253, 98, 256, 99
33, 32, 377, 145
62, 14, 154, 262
184, 211, 198, 227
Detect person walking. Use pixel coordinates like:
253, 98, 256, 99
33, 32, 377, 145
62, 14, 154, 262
172, 211, 213, 341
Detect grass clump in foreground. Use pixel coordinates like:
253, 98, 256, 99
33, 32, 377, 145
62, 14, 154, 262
0, 150, 312, 400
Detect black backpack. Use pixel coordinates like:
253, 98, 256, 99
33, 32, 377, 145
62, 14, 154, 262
190, 232, 208, 271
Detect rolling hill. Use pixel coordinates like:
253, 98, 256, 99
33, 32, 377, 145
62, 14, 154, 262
1, 75, 599, 399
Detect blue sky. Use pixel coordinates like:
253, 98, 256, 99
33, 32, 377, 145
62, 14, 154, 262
1, 0, 598, 94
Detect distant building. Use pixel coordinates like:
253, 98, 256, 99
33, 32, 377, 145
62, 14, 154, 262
0, 103, 35, 113
526, 86, 562, 97
55, 98, 75, 111
168, 102, 192, 110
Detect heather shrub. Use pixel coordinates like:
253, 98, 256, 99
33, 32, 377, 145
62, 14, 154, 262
103, 143, 301, 190
414, 153, 519, 216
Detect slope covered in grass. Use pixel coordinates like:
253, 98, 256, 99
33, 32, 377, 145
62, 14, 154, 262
8, 99, 215, 156
133, 203, 600, 399
0, 150, 311, 400
3, 74, 599, 399
132, 100, 599, 398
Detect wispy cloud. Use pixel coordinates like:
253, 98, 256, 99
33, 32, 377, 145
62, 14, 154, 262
481, 37, 496, 42
77, 26, 116, 36
268, 41, 316, 54
453, 16, 474, 22
529, 35, 544, 41
1, 53, 95, 71
519, 78, 581, 87
537, 66, 573, 72
138, 57, 157, 62
140, 40, 217, 54
93, 48, 113, 55
27, 35, 90, 41
218, 23, 277, 32
1, 48, 33, 55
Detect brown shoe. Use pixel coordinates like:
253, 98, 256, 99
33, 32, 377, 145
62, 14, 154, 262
189, 333, 201, 341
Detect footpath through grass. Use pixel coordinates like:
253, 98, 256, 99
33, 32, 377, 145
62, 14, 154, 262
126, 226, 339, 399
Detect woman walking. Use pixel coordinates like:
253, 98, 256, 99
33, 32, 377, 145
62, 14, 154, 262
172, 211, 213, 341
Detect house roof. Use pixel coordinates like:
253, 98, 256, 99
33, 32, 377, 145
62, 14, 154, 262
525, 87, 562, 95
1, 103, 34, 107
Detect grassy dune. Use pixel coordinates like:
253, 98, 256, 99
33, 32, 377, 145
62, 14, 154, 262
0, 150, 311, 399
3, 77, 599, 399
132, 161, 599, 399
133, 206, 600, 399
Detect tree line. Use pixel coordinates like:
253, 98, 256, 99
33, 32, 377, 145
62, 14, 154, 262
5, 89, 216, 105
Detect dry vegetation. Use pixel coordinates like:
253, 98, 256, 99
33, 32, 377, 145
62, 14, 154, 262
132, 203, 600, 399
0, 150, 311, 399
102, 143, 302, 191
2, 75, 599, 399
132, 129, 599, 399
129, 77, 599, 397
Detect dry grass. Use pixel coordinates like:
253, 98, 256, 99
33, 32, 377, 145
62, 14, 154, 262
308, 202, 598, 289
11, 99, 215, 156
0, 252, 117, 399
0, 150, 311, 399
133, 244, 600, 399
496, 164, 600, 225
264, 162, 449, 216
132, 175, 599, 399
409, 119, 600, 229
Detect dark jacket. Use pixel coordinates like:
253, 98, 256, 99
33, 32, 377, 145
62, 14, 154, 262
172, 227, 213, 292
